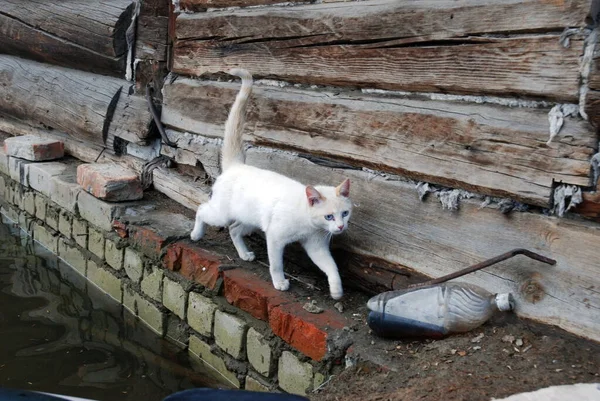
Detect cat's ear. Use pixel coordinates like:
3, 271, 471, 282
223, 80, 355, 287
336, 178, 350, 197
306, 186, 323, 206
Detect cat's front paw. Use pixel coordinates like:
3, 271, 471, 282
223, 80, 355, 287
190, 229, 203, 241
330, 287, 343, 300
240, 251, 255, 262
273, 279, 290, 291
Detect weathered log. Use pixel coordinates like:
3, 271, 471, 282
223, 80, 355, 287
0, 0, 134, 77
583, 89, 600, 128
173, 0, 589, 100
162, 79, 595, 207
0, 56, 154, 146
178, 0, 306, 11
136, 0, 169, 62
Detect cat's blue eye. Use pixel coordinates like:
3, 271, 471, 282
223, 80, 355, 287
324, 214, 334, 221
342, 211, 349, 218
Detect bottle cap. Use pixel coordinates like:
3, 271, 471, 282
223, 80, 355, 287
495, 293, 515, 311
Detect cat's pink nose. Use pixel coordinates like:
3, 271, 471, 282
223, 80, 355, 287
337, 225, 344, 231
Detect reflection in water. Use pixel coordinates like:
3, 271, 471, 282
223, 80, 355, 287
0, 216, 224, 401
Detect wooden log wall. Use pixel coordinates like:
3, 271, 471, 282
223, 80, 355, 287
173, 0, 590, 101
0, 0, 134, 77
0, 56, 153, 145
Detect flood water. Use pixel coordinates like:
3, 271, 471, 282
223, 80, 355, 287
0, 215, 225, 401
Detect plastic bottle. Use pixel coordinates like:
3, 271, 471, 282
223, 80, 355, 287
366, 282, 514, 338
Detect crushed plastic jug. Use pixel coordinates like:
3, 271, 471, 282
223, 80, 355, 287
367, 282, 514, 338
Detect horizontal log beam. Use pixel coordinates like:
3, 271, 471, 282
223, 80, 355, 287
173, 0, 589, 100
0, 0, 134, 76
0, 56, 154, 146
162, 79, 596, 207
178, 0, 306, 11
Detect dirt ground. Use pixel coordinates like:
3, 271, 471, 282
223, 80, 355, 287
312, 313, 600, 401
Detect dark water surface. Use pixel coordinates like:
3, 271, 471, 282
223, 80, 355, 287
0, 216, 224, 401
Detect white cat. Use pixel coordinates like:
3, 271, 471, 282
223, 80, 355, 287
190, 68, 352, 300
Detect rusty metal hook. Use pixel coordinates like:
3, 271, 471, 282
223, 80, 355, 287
409, 248, 556, 289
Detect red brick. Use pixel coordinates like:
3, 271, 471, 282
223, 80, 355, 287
112, 220, 129, 238
4, 135, 64, 161
269, 302, 347, 361
223, 269, 290, 321
77, 163, 143, 201
163, 243, 182, 271
162, 242, 223, 289
129, 225, 165, 259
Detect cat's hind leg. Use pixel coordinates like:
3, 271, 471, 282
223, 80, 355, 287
229, 221, 256, 261
190, 201, 229, 241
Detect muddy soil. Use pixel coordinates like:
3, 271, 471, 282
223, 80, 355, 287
312, 313, 600, 401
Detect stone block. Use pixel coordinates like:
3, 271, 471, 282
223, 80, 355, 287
0, 174, 5, 198
33, 223, 58, 253
124, 285, 166, 336
0, 148, 9, 175
87, 260, 122, 303
123, 285, 137, 315
138, 293, 166, 336
245, 376, 270, 393
4, 181, 15, 205
77, 163, 143, 201
162, 276, 187, 320
187, 292, 217, 338
23, 191, 36, 216
18, 212, 33, 234
34, 194, 47, 220
214, 311, 247, 360
3, 135, 64, 161
58, 238, 86, 276
105, 238, 124, 270
141, 265, 163, 302
27, 162, 68, 197
88, 228, 105, 259
45, 205, 59, 231
124, 248, 144, 283
166, 314, 188, 347
71, 218, 88, 249
189, 335, 240, 388
8, 157, 30, 186
50, 173, 81, 213
247, 328, 274, 377
1, 204, 19, 223
77, 191, 152, 232
58, 211, 72, 238
278, 351, 313, 396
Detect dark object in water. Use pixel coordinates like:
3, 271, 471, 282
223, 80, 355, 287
164, 388, 309, 401
367, 282, 514, 339
0, 388, 310, 401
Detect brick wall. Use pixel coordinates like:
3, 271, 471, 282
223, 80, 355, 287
0, 149, 349, 396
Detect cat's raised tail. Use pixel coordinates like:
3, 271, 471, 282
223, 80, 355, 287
221, 68, 253, 171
